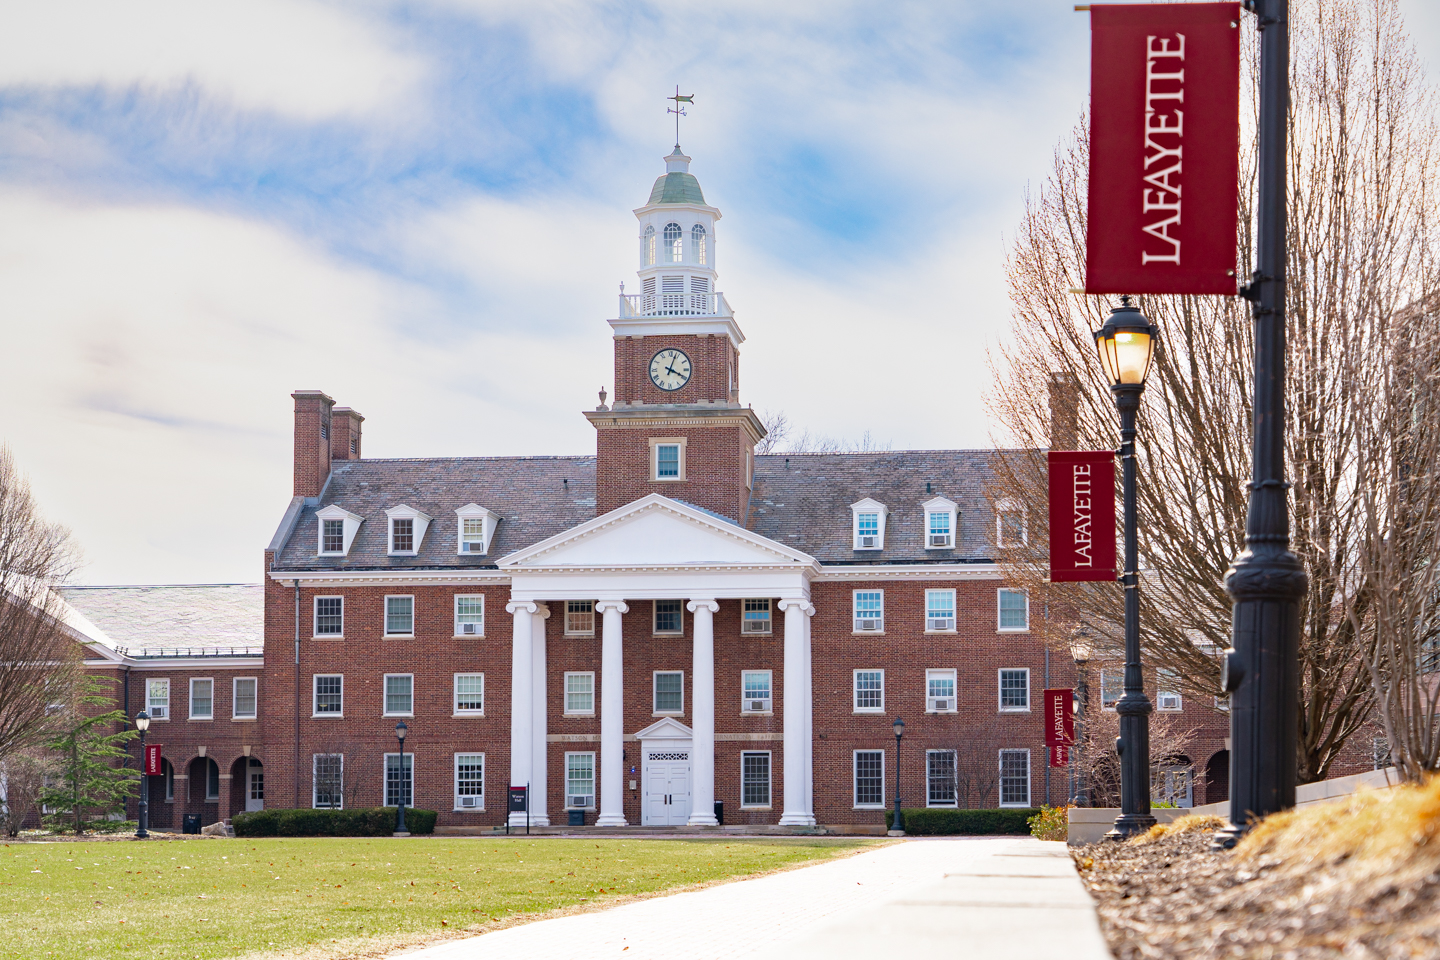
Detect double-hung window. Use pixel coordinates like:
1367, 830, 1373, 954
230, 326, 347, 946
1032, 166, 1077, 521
999, 669, 1030, 711
385, 753, 413, 807
997, 504, 1027, 546
1100, 669, 1123, 710
856, 513, 880, 548
391, 517, 414, 553
1157, 670, 1183, 711
653, 599, 683, 635
313, 754, 344, 809
322, 519, 345, 553
453, 674, 484, 715
653, 671, 684, 714
926, 669, 956, 713
741, 752, 771, 807
566, 600, 595, 636
854, 669, 884, 713
315, 597, 343, 637
313, 675, 343, 716
999, 749, 1031, 807
742, 671, 772, 713
454, 595, 484, 637
742, 598, 772, 634
189, 679, 213, 720
384, 674, 414, 716
925, 589, 956, 631
927, 750, 957, 807
565, 673, 595, 715
203, 758, 220, 800
385, 596, 414, 636
854, 750, 884, 808
651, 438, 686, 481
461, 517, 485, 551
927, 511, 952, 548
147, 679, 169, 720
566, 753, 595, 808
853, 591, 884, 632
998, 589, 1029, 631
454, 754, 484, 810
233, 677, 258, 719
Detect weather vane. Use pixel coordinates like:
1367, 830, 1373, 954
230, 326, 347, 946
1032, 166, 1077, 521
667, 86, 694, 147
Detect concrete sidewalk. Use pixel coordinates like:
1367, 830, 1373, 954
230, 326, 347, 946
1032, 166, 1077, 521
394, 837, 1113, 960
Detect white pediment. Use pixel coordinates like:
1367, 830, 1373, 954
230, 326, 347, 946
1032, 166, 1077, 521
498, 494, 815, 570
633, 717, 694, 741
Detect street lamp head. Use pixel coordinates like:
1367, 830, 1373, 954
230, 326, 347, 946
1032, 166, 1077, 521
134, 710, 150, 732
395, 721, 408, 742
1093, 297, 1158, 388
892, 716, 905, 740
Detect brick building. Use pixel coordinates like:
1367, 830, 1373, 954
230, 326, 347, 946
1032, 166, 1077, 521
66, 142, 1243, 832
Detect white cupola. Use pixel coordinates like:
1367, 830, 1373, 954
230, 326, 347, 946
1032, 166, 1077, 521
631, 145, 724, 314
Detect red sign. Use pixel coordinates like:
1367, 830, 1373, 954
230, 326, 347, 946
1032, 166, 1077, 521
144, 744, 163, 776
1048, 451, 1117, 582
1049, 744, 1071, 768
1045, 688, 1075, 746
1084, 3, 1240, 294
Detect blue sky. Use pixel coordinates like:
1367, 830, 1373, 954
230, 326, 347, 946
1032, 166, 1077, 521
2, 0, 1437, 584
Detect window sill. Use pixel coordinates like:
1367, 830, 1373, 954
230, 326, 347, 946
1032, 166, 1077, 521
998, 803, 1032, 809
382, 713, 415, 719
317, 552, 347, 558
312, 713, 345, 719
187, 718, 213, 722
999, 707, 1032, 713
926, 803, 959, 809
564, 633, 595, 639
312, 634, 345, 641
740, 710, 774, 717
853, 804, 886, 811
997, 628, 1031, 634
924, 710, 957, 716
453, 712, 485, 718
651, 633, 684, 639
452, 634, 485, 639
851, 630, 886, 636
564, 712, 596, 718
924, 545, 955, 551
563, 807, 597, 812
651, 711, 685, 718
924, 628, 957, 634
1157, 707, 1184, 712
452, 806, 486, 813
852, 709, 886, 715
231, 716, 259, 722
650, 476, 686, 483
739, 805, 773, 811
387, 552, 418, 557
384, 634, 415, 639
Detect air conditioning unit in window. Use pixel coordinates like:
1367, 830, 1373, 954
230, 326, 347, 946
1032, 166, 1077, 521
569, 795, 593, 809
927, 618, 955, 631
1158, 692, 1182, 711
929, 534, 950, 547
459, 796, 479, 808
748, 699, 768, 712
464, 541, 485, 552
930, 698, 952, 712
462, 623, 480, 636
742, 620, 769, 634
857, 618, 880, 632
858, 535, 876, 548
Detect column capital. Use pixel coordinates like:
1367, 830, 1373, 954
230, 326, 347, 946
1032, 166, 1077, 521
803, 603, 816, 617
534, 602, 552, 619
686, 599, 719, 613
506, 600, 539, 615
777, 598, 809, 613
595, 600, 629, 614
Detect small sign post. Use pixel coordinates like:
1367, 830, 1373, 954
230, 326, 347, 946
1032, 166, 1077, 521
144, 744, 163, 777
508, 785, 529, 836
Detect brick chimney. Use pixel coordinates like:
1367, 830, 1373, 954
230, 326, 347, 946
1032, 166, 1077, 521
1048, 374, 1080, 451
331, 407, 364, 461
292, 390, 335, 498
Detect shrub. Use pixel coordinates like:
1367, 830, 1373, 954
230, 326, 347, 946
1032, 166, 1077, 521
233, 807, 437, 837
1027, 804, 1071, 841
885, 808, 1039, 835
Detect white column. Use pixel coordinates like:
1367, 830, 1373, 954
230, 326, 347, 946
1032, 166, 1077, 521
687, 599, 719, 826
596, 600, 629, 827
530, 603, 551, 827
506, 600, 537, 827
804, 602, 815, 823
779, 599, 815, 825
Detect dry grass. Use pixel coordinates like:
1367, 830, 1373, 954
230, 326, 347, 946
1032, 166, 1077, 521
1129, 814, 1228, 845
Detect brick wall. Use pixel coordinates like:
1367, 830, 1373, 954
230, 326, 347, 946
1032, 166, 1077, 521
612, 334, 735, 405
291, 391, 334, 498
595, 425, 749, 521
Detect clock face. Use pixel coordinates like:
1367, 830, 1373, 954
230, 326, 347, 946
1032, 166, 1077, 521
649, 348, 692, 391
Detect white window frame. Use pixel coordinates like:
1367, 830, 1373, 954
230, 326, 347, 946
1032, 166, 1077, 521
453, 673, 485, 716
921, 496, 957, 550
853, 749, 886, 809
742, 598, 772, 635
232, 677, 258, 720
385, 595, 415, 637
384, 753, 413, 808
652, 670, 685, 715
649, 437, 688, 482
926, 749, 958, 808
926, 669, 957, 713
998, 668, 1031, 712
995, 499, 1028, 546
383, 673, 415, 717
925, 589, 956, 632
312, 753, 344, 809
741, 670, 773, 715
312, 674, 344, 718
997, 588, 1030, 632
315, 504, 363, 556
850, 498, 888, 550
853, 669, 885, 714
1156, 670, 1183, 711
1100, 669, 1122, 712
852, 590, 884, 633
188, 678, 214, 720
146, 678, 170, 721
454, 503, 498, 556
998, 748, 1032, 808
384, 504, 432, 556
454, 594, 485, 637
565, 600, 596, 637
740, 751, 772, 809
453, 753, 485, 812
565, 751, 596, 809
313, 595, 344, 639
564, 672, 595, 716
652, 599, 684, 636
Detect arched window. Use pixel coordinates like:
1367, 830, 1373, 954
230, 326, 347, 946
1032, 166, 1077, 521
643, 225, 656, 266
664, 222, 683, 262
691, 223, 707, 264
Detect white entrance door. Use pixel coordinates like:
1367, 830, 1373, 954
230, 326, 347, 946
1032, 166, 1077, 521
642, 750, 691, 826
245, 760, 264, 812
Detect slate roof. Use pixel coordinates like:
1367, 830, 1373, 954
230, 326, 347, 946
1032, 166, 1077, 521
271, 450, 1013, 571
58, 584, 264, 656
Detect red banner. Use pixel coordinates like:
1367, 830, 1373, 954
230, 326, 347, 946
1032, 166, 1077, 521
144, 744, 163, 776
1044, 688, 1075, 746
1049, 744, 1071, 768
1048, 451, 1117, 582
1085, 3, 1240, 294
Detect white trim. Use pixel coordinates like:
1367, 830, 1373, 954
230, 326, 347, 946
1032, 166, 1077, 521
853, 668, 885, 714
564, 671, 596, 716
312, 673, 344, 718
652, 599, 684, 636
266, 562, 1000, 587
315, 505, 364, 557
998, 667, 1031, 712
455, 503, 500, 556
741, 597, 773, 635
920, 496, 957, 550
313, 595, 344, 639
815, 564, 1002, 582
383, 753, 413, 808
312, 753, 344, 809
232, 677, 258, 720
564, 600, 596, 637
998, 748, 1032, 808
383, 673, 415, 717
270, 570, 509, 586
146, 677, 170, 721
925, 748, 959, 808
453, 752, 485, 812
740, 669, 773, 715
564, 751, 597, 810
453, 594, 485, 638
649, 437, 688, 482
924, 588, 957, 632
995, 499, 1029, 547
850, 498, 889, 551
852, 588, 884, 633
453, 673, 485, 716
384, 504, 432, 556
188, 677, 214, 720
739, 750, 773, 809
925, 668, 957, 714
852, 749, 886, 809
997, 588, 1030, 632
384, 594, 415, 637
652, 670, 685, 715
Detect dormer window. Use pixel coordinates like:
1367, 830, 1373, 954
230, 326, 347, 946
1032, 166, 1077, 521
922, 497, 958, 550
385, 505, 432, 556
996, 499, 1028, 546
455, 504, 500, 556
664, 221, 683, 262
315, 505, 363, 557
850, 498, 889, 550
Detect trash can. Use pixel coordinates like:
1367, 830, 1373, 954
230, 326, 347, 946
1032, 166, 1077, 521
182, 814, 201, 835
714, 800, 724, 826
568, 809, 585, 827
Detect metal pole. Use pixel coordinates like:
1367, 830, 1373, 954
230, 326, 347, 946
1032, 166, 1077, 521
396, 740, 409, 836
1106, 385, 1156, 839
136, 728, 149, 840
892, 733, 904, 834
1215, 0, 1305, 850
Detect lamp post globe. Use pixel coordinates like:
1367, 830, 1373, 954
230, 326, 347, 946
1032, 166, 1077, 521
134, 710, 150, 839
394, 722, 410, 836
1095, 297, 1159, 841
890, 717, 905, 836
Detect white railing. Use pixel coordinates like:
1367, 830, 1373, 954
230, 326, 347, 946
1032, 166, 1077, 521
619, 291, 732, 318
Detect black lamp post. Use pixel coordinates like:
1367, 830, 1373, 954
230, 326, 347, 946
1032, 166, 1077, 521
1214, 0, 1307, 850
394, 721, 409, 836
134, 710, 150, 839
1094, 298, 1159, 841
891, 716, 905, 835
1069, 638, 1092, 806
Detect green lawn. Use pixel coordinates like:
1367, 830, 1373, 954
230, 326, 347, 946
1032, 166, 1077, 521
0, 836, 873, 959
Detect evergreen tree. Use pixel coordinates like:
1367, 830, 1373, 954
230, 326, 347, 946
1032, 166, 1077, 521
38, 675, 137, 834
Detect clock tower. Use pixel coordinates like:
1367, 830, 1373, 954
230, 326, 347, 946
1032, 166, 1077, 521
585, 143, 766, 523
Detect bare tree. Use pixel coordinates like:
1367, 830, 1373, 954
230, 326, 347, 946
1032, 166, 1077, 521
1, 749, 58, 836
755, 410, 790, 454
952, 715, 1005, 809
754, 411, 893, 456
1070, 693, 1201, 807
987, 0, 1440, 783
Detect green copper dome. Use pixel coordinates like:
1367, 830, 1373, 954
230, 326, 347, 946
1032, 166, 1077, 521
646, 146, 706, 205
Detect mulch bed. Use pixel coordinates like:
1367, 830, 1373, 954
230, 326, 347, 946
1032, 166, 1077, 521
1074, 824, 1440, 959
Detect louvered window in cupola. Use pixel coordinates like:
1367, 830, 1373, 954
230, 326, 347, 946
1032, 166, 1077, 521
661, 275, 685, 314
642, 276, 657, 313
